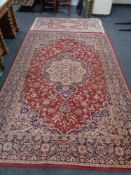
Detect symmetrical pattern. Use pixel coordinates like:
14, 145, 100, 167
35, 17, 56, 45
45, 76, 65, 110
31, 18, 104, 33
0, 18, 131, 171
23, 38, 107, 134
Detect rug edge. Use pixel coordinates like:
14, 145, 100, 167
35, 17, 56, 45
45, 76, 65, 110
106, 33, 131, 94
0, 31, 29, 91
0, 162, 131, 172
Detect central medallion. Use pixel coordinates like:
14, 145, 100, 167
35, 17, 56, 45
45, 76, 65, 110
46, 54, 87, 86
23, 39, 106, 133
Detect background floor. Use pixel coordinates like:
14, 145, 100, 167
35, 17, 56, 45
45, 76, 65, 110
0, 2, 131, 175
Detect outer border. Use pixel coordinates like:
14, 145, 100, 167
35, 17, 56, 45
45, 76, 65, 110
0, 31, 29, 91
106, 33, 131, 94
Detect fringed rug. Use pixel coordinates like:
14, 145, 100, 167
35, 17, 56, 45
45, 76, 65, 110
0, 18, 131, 171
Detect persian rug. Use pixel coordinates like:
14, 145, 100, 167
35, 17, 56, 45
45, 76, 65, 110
31, 17, 104, 32
13, 0, 35, 6
0, 18, 131, 171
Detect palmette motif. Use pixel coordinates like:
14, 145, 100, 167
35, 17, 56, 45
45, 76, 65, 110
0, 31, 130, 169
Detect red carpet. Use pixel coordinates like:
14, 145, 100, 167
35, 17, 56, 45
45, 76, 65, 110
0, 18, 130, 171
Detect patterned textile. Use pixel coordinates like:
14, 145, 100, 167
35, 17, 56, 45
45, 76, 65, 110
0, 18, 131, 171
13, 0, 35, 6
31, 17, 104, 32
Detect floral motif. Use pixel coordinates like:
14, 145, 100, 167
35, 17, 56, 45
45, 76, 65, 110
41, 143, 50, 153
78, 145, 87, 155
31, 18, 104, 33
0, 26, 130, 169
23, 39, 107, 133
3, 143, 12, 152
46, 57, 87, 86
